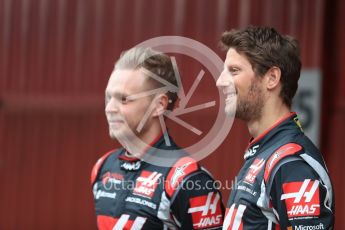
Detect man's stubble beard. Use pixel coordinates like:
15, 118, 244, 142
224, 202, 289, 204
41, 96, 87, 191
235, 78, 265, 122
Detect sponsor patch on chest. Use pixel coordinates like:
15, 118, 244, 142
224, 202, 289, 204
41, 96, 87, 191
244, 158, 265, 184
133, 171, 162, 198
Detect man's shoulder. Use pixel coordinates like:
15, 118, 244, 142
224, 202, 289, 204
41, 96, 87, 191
263, 142, 304, 183
90, 149, 121, 185
263, 140, 327, 184
164, 156, 206, 197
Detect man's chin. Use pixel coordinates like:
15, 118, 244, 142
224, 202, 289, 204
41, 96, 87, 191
224, 105, 236, 117
109, 130, 135, 141
109, 130, 123, 140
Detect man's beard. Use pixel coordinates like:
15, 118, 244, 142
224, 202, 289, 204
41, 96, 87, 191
235, 78, 265, 122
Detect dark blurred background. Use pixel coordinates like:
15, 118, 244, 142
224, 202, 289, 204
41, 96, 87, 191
0, 0, 344, 229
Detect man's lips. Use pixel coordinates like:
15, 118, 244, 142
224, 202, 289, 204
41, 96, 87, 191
222, 85, 237, 95
225, 93, 237, 103
107, 119, 125, 124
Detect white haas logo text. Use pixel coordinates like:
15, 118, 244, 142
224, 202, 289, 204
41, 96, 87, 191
188, 192, 222, 229
244, 145, 259, 158
121, 161, 141, 171
281, 179, 320, 218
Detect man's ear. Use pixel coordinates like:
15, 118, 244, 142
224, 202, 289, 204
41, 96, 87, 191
153, 93, 169, 117
265, 66, 281, 90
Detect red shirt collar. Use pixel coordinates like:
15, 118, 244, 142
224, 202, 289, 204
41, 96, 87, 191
247, 112, 296, 149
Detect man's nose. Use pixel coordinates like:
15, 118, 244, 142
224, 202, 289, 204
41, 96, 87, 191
216, 76, 222, 87
105, 98, 119, 113
216, 71, 227, 87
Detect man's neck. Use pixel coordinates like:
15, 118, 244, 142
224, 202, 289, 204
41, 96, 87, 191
120, 122, 163, 158
247, 100, 290, 139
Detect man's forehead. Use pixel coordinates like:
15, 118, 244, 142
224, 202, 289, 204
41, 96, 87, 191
226, 48, 241, 59
225, 48, 251, 66
106, 68, 150, 93
109, 69, 137, 83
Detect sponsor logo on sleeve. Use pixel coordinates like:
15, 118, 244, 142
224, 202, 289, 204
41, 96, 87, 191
263, 143, 302, 182
133, 171, 162, 198
289, 223, 325, 230
170, 162, 192, 187
281, 179, 320, 219
187, 192, 223, 229
165, 157, 198, 198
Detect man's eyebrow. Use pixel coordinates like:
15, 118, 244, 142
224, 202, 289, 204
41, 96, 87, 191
105, 91, 129, 98
226, 62, 242, 68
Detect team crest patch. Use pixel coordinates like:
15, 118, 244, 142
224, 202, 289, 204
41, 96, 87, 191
188, 192, 223, 229
244, 158, 265, 184
281, 179, 320, 218
133, 171, 162, 198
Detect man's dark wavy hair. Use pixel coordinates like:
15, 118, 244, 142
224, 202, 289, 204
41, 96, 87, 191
221, 26, 301, 107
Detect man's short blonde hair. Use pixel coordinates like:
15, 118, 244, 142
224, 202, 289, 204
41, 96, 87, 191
115, 47, 178, 111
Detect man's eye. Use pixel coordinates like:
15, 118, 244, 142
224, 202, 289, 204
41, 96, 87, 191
121, 96, 129, 103
105, 95, 110, 104
229, 67, 239, 73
